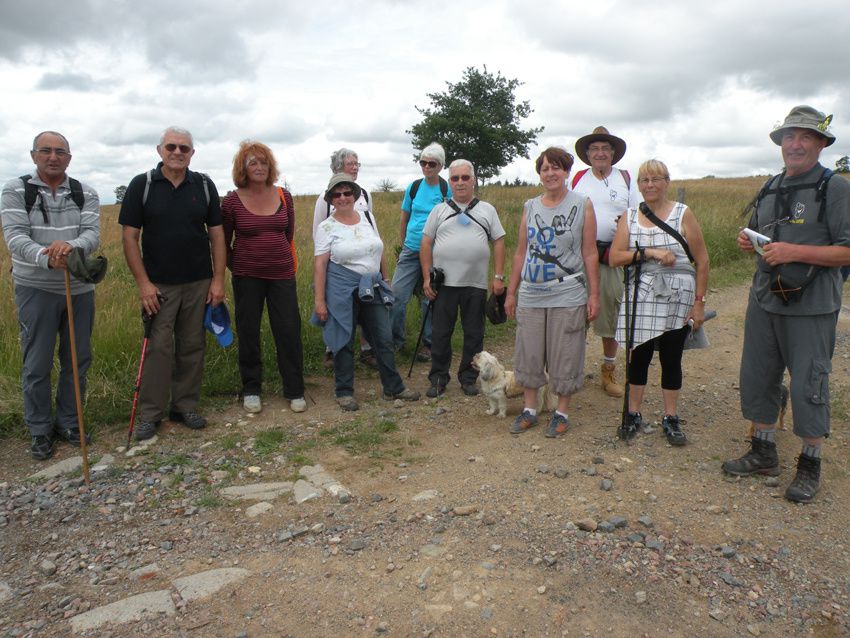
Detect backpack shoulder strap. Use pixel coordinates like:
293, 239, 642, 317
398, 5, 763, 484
199, 172, 211, 205
570, 169, 588, 190
743, 172, 782, 226
619, 169, 631, 190
363, 210, 376, 230
444, 198, 490, 240
409, 178, 424, 202
815, 168, 834, 222
142, 169, 153, 206
362, 189, 369, 204
638, 202, 694, 263
68, 177, 84, 211
438, 176, 449, 199
19, 174, 38, 214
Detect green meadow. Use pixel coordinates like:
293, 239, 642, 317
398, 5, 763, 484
0, 177, 771, 437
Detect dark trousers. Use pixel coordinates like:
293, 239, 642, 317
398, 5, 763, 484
628, 326, 689, 389
233, 276, 305, 399
428, 286, 486, 387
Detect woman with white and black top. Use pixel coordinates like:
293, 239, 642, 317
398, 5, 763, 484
609, 159, 710, 445
313, 173, 420, 411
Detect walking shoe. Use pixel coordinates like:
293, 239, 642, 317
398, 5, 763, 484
323, 351, 334, 369
243, 395, 262, 413
661, 415, 687, 446
54, 427, 92, 447
461, 383, 480, 396
168, 411, 207, 430
31, 435, 55, 461
383, 388, 421, 401
722, 437, 780, 476
509, 409, 538, 434
617, 411, 642, 441
290, 397, 307, 413
785, 454, 820, 503
426, 383, 446, 398
135, 420, 159, 441
545, 413, 570, 438
415, 346, 432, 362
336, 396, 359, 411
359, 350, 379, 369
600, 362, 624, 398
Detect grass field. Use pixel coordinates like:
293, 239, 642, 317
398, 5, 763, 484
0, 176, 770, 437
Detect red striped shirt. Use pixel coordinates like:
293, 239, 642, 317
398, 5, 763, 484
222, 189, 296, 279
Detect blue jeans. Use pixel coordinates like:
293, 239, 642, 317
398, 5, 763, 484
335, 298, 406, 398
390, 246, 431, 350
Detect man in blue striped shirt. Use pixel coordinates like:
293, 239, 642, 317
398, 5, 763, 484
1, 131, 100, 460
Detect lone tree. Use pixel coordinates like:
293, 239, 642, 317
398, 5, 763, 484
407, 66, 543, 183
376, 178, 398, 193
836, 155, 850, 174
114, 185, 127, 203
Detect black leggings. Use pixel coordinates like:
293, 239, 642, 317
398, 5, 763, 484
627, 326, 689, 389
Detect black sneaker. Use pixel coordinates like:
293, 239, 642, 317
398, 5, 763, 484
618, 411, 641, 441
426, 383, 445, 398
135, 420, 159, 441
661, 415, 687, 446
785, 454, 820, 503
461, 383, 479, 396
168, 411, 207, 430
54, 427, 92, 447
31, 435, 55, 461
722, 437, 780, 476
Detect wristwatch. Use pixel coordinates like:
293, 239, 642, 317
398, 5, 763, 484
493, 274, 505, 281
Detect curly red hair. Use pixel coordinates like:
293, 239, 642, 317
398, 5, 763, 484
231, 140, 280, 187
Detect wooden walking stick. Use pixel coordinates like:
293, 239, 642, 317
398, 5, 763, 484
63, 268, 90, 485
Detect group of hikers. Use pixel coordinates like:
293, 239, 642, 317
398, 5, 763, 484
2, 104, 848, 505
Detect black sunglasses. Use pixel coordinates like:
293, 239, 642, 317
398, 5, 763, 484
163, 143, 192, 153
331, 190, 354, 199
419, 160, 439, 169
450, 174, 472, 182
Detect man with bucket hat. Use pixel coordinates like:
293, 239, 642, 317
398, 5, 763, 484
573, 126, 641, 398
1, 131, 101, 460
119, 126, 225, 441
723, 106, 850, 503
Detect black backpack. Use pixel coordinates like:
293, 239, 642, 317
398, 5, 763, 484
20, 174, 84, 223
142, 168, 210, 206
409, 176, 448, 202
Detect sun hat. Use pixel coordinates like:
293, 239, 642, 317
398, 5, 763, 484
323, 172, 362, 204
485, 289, 507, 325
204, 302, 233, 347
575, 126, 627, 166
66, 247, 108, 284
769, 105, 835, 146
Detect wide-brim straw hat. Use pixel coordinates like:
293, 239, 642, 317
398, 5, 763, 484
769, 105, 835, 146
575, 126, 627, 166
323, 172, 362, 204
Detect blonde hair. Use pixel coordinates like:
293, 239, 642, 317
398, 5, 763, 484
637, 159, 670, 182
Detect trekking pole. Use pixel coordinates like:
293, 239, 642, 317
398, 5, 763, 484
619, 243, 642, 441
126, 310, 154, 446
407, 301, 433, 378
63, 269, 90, 485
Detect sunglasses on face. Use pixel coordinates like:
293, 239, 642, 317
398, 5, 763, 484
331, 190, 354, 199
450, 174, 472, 182
163, 143, 192, 153
419, 160, 439, 169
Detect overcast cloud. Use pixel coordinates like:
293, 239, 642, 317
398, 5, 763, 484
0, 0, 847, 202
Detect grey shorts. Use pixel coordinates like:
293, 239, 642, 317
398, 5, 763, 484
591, 263, 624, 339
513, 305, 587, 396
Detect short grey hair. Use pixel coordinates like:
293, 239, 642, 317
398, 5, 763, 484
159, 126, 194, 147
32, 131, 70, 152
449, 159, 475, 177
419, 142, 446, 167
330, 148, 358, 173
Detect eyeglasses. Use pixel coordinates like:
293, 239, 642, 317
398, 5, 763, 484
450, 174, 472, 182
163, 143, 192, 153
587, 144, 613, 154
419, 160, 439, 169
331, 190, 354, 199
344, 161, 361, 168
35, 147, 70, 158
637, 176, 668, 185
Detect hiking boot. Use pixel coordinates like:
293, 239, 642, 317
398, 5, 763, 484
135, 420, 159, 441
722, 437, 780, 476
785, 454, 820, 503
509, 409, 538, 434
618, 411, 641, 441
54, 427, 92, 447
359, 350, 379, 370
545, 413, 570, 438
384, 388, 420, 401
336, 396, 359, 411
323, 351, 334, 369
169, 411, 207, 430
461, 383, 479, 396
31, 435, 54, 461
600, 362, 624, 398
243, 394, 262, 413
290, 397, 307, 413
415, 346, 432, 362
661, 415, 687, 446
426, 382, 446, 398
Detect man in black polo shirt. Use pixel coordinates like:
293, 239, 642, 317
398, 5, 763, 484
119, 126, 225, 440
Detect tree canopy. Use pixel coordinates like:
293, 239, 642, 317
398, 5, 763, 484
408, 66, 543, 182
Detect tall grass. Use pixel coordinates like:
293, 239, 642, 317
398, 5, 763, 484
0, 177, 770, 437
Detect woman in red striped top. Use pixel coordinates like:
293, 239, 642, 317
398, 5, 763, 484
222, 141, 306, 414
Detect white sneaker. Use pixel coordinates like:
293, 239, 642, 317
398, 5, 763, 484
243, 394, 262, 413
290, 397, 307, 413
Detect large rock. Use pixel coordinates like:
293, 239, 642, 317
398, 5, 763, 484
220, 482, 293, 501
172, 568, 250, 602
28, 456, 82, 481
292, 479, 322, 504
300, 464, 349, 497
70, 590, 174, 633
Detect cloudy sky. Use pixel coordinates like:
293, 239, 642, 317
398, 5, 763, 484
1, 0, 848, 203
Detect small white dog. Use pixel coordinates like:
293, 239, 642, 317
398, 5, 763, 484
472, 351, 557, 418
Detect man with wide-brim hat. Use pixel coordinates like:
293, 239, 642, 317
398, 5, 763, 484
723, 105, 850, 504
572, 126, 641, 399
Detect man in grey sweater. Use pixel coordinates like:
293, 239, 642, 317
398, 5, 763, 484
1, 131, 100, 460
